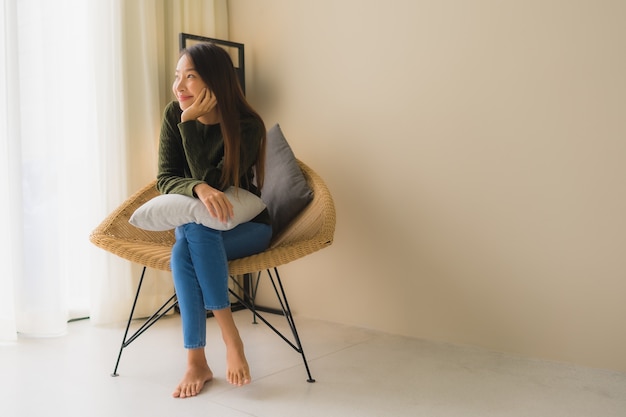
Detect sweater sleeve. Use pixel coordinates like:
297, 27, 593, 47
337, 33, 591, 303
156, 102, 264, 197
156, 102, 205, 196
178, 121, 225, 190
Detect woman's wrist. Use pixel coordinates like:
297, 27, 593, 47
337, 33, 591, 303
193, 182, 209, 198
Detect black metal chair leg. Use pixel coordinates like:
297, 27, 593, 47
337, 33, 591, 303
228, 267, 315, 382
270, 267, 316, 383
111, 266, 147, 377
111, 266, 179, 377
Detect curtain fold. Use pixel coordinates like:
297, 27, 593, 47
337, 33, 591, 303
1, 0, 99, 337
0, 0, 20, 341
0, 0, 227, 340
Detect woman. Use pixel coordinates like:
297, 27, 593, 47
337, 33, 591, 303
157, 42, 271, 398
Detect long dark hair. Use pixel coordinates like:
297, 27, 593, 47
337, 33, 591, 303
183, 42, 266, 190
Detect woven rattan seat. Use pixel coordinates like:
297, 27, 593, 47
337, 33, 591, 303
90, 159, 336, 381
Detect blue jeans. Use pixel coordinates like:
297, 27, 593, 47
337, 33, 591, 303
171, 221, 272, 349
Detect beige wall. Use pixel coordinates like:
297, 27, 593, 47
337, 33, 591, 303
227, 0, 626, 372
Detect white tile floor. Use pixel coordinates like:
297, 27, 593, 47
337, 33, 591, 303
1, 310, 626, 417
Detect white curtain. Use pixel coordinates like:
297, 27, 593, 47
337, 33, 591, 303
0, 0, 227, 341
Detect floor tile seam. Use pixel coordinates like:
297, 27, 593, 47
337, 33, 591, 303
304, 333, 382, 362
207, 386, 269, 416
209, 360, 323, 402
202, 397, 260, 417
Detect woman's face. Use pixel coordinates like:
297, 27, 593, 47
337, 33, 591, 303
172, 54, 210, 110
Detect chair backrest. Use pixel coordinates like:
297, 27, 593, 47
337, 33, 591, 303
229, 160, 336, 275
89, 160, 336, 275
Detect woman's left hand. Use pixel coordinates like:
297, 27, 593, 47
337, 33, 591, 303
193, 183, 234, 224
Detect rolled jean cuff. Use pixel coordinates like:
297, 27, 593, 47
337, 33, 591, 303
184, 343, 206, 349
206, 302, 231, 311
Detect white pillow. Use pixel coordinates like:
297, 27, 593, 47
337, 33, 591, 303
129, 187, 266, 232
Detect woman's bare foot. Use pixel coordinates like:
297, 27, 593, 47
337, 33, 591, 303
226, 338, 251, 386
212, 308, 252, 386
173, 349, 214, 398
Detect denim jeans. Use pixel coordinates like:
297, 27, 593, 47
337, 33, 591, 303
171, 221, 272, 349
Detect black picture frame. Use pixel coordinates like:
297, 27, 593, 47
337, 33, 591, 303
179, 33, 246, 95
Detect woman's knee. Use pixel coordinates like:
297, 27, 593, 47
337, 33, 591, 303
222, 222, 272, 260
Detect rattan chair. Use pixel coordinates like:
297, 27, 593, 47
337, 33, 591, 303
90, 160, 336, 382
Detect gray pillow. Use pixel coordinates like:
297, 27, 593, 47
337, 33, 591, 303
262, 124, 313, 237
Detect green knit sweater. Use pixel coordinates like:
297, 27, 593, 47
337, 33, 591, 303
156, 101, 270, 225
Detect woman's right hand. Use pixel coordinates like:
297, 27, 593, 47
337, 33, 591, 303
193, 183, 234, 224
181, 88, 217, 122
